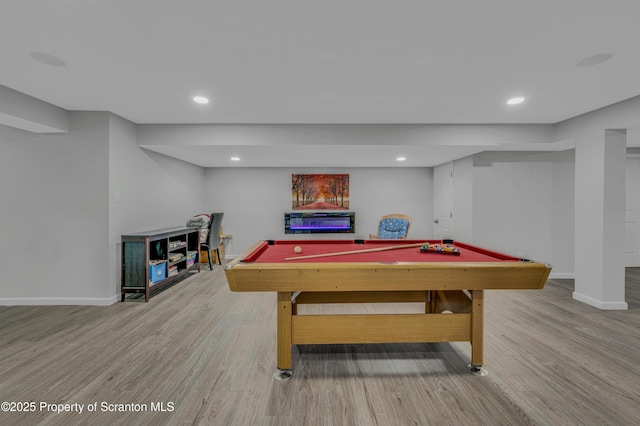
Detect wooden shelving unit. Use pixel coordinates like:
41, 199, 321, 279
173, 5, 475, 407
121, 226, 200, 302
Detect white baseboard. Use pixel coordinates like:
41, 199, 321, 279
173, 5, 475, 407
0, 295, 119, 306
548, 272, 574, 280
572, 291, 628, 310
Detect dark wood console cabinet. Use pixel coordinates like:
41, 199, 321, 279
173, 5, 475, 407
121, 226, 200, 302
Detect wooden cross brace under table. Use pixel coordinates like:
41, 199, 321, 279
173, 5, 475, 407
274, 288, 487, 380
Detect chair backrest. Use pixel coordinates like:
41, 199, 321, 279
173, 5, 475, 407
207, 212, 224, 248
377, 213, 411, 239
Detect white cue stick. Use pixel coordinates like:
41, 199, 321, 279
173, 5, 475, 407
284, 242, 430, 261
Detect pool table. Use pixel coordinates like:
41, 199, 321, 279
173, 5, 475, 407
224, 239, 551, 379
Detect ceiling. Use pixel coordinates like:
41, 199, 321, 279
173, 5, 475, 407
2, 1, 640, 167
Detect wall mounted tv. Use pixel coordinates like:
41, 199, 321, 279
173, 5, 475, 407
285, 212, 355, 234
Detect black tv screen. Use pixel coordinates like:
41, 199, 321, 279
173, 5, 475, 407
285, 212, 355, 234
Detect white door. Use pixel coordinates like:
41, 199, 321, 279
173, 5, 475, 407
625, 157, 640, 266
434, 162, 454, 239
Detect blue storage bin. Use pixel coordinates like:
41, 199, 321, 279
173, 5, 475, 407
149, 262, 166, 284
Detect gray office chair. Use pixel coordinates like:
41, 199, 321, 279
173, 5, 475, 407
201, 212, 224, 270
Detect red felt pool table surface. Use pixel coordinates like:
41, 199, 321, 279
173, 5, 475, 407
242, 239, 520, 264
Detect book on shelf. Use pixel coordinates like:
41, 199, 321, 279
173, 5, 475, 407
169, 241, 187, 249
168, 264, 179, 277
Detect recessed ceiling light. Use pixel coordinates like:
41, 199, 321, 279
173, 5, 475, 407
230, 156, 240, 161
193, 96, 209, 104
396, 157, 406, 162
30, 52, 66, 67
507, 97, 525, 105
576, 53, 613, 68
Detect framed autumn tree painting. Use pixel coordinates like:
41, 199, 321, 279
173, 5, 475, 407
292, 174, 349, 210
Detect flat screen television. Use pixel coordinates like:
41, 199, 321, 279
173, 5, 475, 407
285, 212, 355, 234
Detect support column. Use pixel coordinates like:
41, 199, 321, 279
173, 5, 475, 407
573, 129, 628, 309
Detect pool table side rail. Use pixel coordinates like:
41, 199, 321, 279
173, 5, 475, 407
225, 263, 550, 292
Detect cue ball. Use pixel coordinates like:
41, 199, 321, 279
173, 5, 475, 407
294, 245, 302, 253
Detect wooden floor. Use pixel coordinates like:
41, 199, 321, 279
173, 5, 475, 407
0, 268, 639, 425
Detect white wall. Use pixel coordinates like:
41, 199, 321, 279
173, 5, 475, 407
108, 114, 206, 298
204, 167, 433, 257
0, 112, 607, 305
0, 112, 110, 304
0, 112, 205, 305
451, 156, 474, 242
460, 150, 574, 274
549, 150, 576, 277
205, 152, 574, 277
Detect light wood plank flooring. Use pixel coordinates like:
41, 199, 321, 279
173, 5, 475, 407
0, 268, 638, 425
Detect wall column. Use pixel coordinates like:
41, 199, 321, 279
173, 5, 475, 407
573, 129, 628, 310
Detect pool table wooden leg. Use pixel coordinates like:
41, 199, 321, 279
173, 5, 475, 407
469, 289, 488, 376
275, 291, 293, 381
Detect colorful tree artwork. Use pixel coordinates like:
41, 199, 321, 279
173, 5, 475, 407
292, 174, 349, 210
